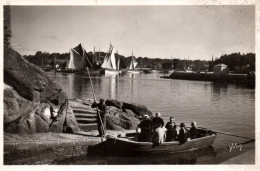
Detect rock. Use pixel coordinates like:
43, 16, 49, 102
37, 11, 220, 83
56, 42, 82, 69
124, 109, 137, 118
63, 106, 79, 133
18, 108, 37, 134
122, 102, 152, 117
35, 115, 49, 133
48, 102, 67, 133
3, 6, 79, 134
106, 106, 139, 130
4, 48, 66, 104
49, 102, 79, 133
4, 84, 35, 124
105, 99, 123, 109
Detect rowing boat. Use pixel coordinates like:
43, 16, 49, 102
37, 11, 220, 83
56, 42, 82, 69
106, 129, 217, 155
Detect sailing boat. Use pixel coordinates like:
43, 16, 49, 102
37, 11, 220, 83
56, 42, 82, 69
100, 44, 120, 75
57, 43, 93, 74
127, 51, 140, 73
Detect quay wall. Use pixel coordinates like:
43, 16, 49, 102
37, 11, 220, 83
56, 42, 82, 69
4, 132, 103, 165
169, 72, 254, 86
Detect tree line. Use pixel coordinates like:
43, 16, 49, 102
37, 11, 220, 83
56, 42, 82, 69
23, 51, 255, 73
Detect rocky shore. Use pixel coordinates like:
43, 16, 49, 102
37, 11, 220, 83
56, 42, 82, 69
4, 6, 154, 164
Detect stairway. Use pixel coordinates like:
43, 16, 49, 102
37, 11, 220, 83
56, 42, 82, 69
71, 106, 98, 131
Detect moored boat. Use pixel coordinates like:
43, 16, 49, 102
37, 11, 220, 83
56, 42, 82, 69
106, 129, 217, 155
100, 44, 120, 75
127, 51, 140, 74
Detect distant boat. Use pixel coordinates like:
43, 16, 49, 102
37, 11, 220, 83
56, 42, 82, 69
100, 44, 120, 75
127, 52, 140, 73
56, 43, 99, 75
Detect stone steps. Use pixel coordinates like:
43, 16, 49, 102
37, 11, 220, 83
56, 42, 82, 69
74, 113, 97, 118
76, 118, 97, 124
71, 105, 98, 130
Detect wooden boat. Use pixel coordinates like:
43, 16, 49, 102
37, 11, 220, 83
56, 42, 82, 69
100, 44, 120, 75
127, 51, 140, 74
106, 129, 217, 155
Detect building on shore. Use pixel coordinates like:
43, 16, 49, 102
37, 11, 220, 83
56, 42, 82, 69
213, 63, 229, 74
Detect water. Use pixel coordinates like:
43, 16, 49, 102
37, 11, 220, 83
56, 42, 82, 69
48, 72, 255, 164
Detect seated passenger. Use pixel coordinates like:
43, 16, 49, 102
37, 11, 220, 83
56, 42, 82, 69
189, 122, 198, 139
152, 126, 167, 146
152, 112, 164, 130
177, 123, 188, 145
165, 117, 177, 141
137, 115, 153, 142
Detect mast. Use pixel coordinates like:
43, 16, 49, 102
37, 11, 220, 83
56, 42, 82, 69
117, 50, 120, 70
98, 47, 101, 64
93, 46, 96, 64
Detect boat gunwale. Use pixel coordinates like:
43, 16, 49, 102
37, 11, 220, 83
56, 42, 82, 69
108, 133, 217, 145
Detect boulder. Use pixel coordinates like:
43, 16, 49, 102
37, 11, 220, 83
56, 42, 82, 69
106, 106, 139, 130
122, 102, 152, 117
4, 48, 66, 104
105, 99, 123, 109
4, 84, 35, 124
63, 105, 79, 133
3, 6, 79, 134
18, 108, 37, 134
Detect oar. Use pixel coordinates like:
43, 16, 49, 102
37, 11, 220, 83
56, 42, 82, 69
176, 125, 255, 141
86, 67, 106, 137
197, 127, 255, 141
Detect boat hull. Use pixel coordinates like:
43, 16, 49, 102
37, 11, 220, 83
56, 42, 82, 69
101, 69, 120, 75
127, 70, 141, 74
106, 133, 217, 155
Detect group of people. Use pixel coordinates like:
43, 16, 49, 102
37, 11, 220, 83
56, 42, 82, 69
137, 112, 198, 145
91, 99, 198, 144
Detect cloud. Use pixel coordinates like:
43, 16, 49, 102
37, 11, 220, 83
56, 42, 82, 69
40, 35, 58, 39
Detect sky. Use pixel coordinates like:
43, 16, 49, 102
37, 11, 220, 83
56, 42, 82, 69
10, 5, 255, 60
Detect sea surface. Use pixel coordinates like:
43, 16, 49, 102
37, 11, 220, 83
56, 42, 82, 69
48, 71, 255, 164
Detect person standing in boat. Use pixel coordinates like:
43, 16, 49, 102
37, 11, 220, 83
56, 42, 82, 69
137, 115, 153, 142
189, 122, 198, 139
177, 123, 189, 145
152, 112, 164, 130
91, 99, 107, 137
165, 117, 177, 141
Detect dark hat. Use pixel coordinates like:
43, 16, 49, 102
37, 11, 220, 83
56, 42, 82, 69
100, 99, 105, 103
180, 123, 185, 127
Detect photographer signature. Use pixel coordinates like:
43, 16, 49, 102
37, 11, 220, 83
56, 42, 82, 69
229, 143, 242, 152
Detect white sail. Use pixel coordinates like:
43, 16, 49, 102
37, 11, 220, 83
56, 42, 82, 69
101, 45, 117, 70
117, 58, 120, 70
68, 45, 85, 70
67, 49, 74, 69
129, 56, 138, 70
110, 48, 117, 70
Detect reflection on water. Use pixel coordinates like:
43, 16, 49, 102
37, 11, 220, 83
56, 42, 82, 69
56, 146, 217, 165
48, 72, 255, 164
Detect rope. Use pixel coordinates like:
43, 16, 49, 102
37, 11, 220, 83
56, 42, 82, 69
86, 67, 106, 137
176, 125, 255, 141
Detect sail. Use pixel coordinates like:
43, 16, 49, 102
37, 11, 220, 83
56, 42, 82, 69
101, 45, 117, 70
101, 48, 112, 69
110, 48, 117, 70
129, 56, 138, 70
68, 48, 85, 70
83, 49, 92, 68
67, 49, 74, 69
117, 58, 120, 70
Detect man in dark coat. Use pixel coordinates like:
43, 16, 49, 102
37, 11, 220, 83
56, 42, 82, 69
165, 117, 177, 141
152, 112, 164, 130
91, 99, 107, 137
137, 115, 153, 142
177, 123, 188, 145
189, 122, 197, 139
